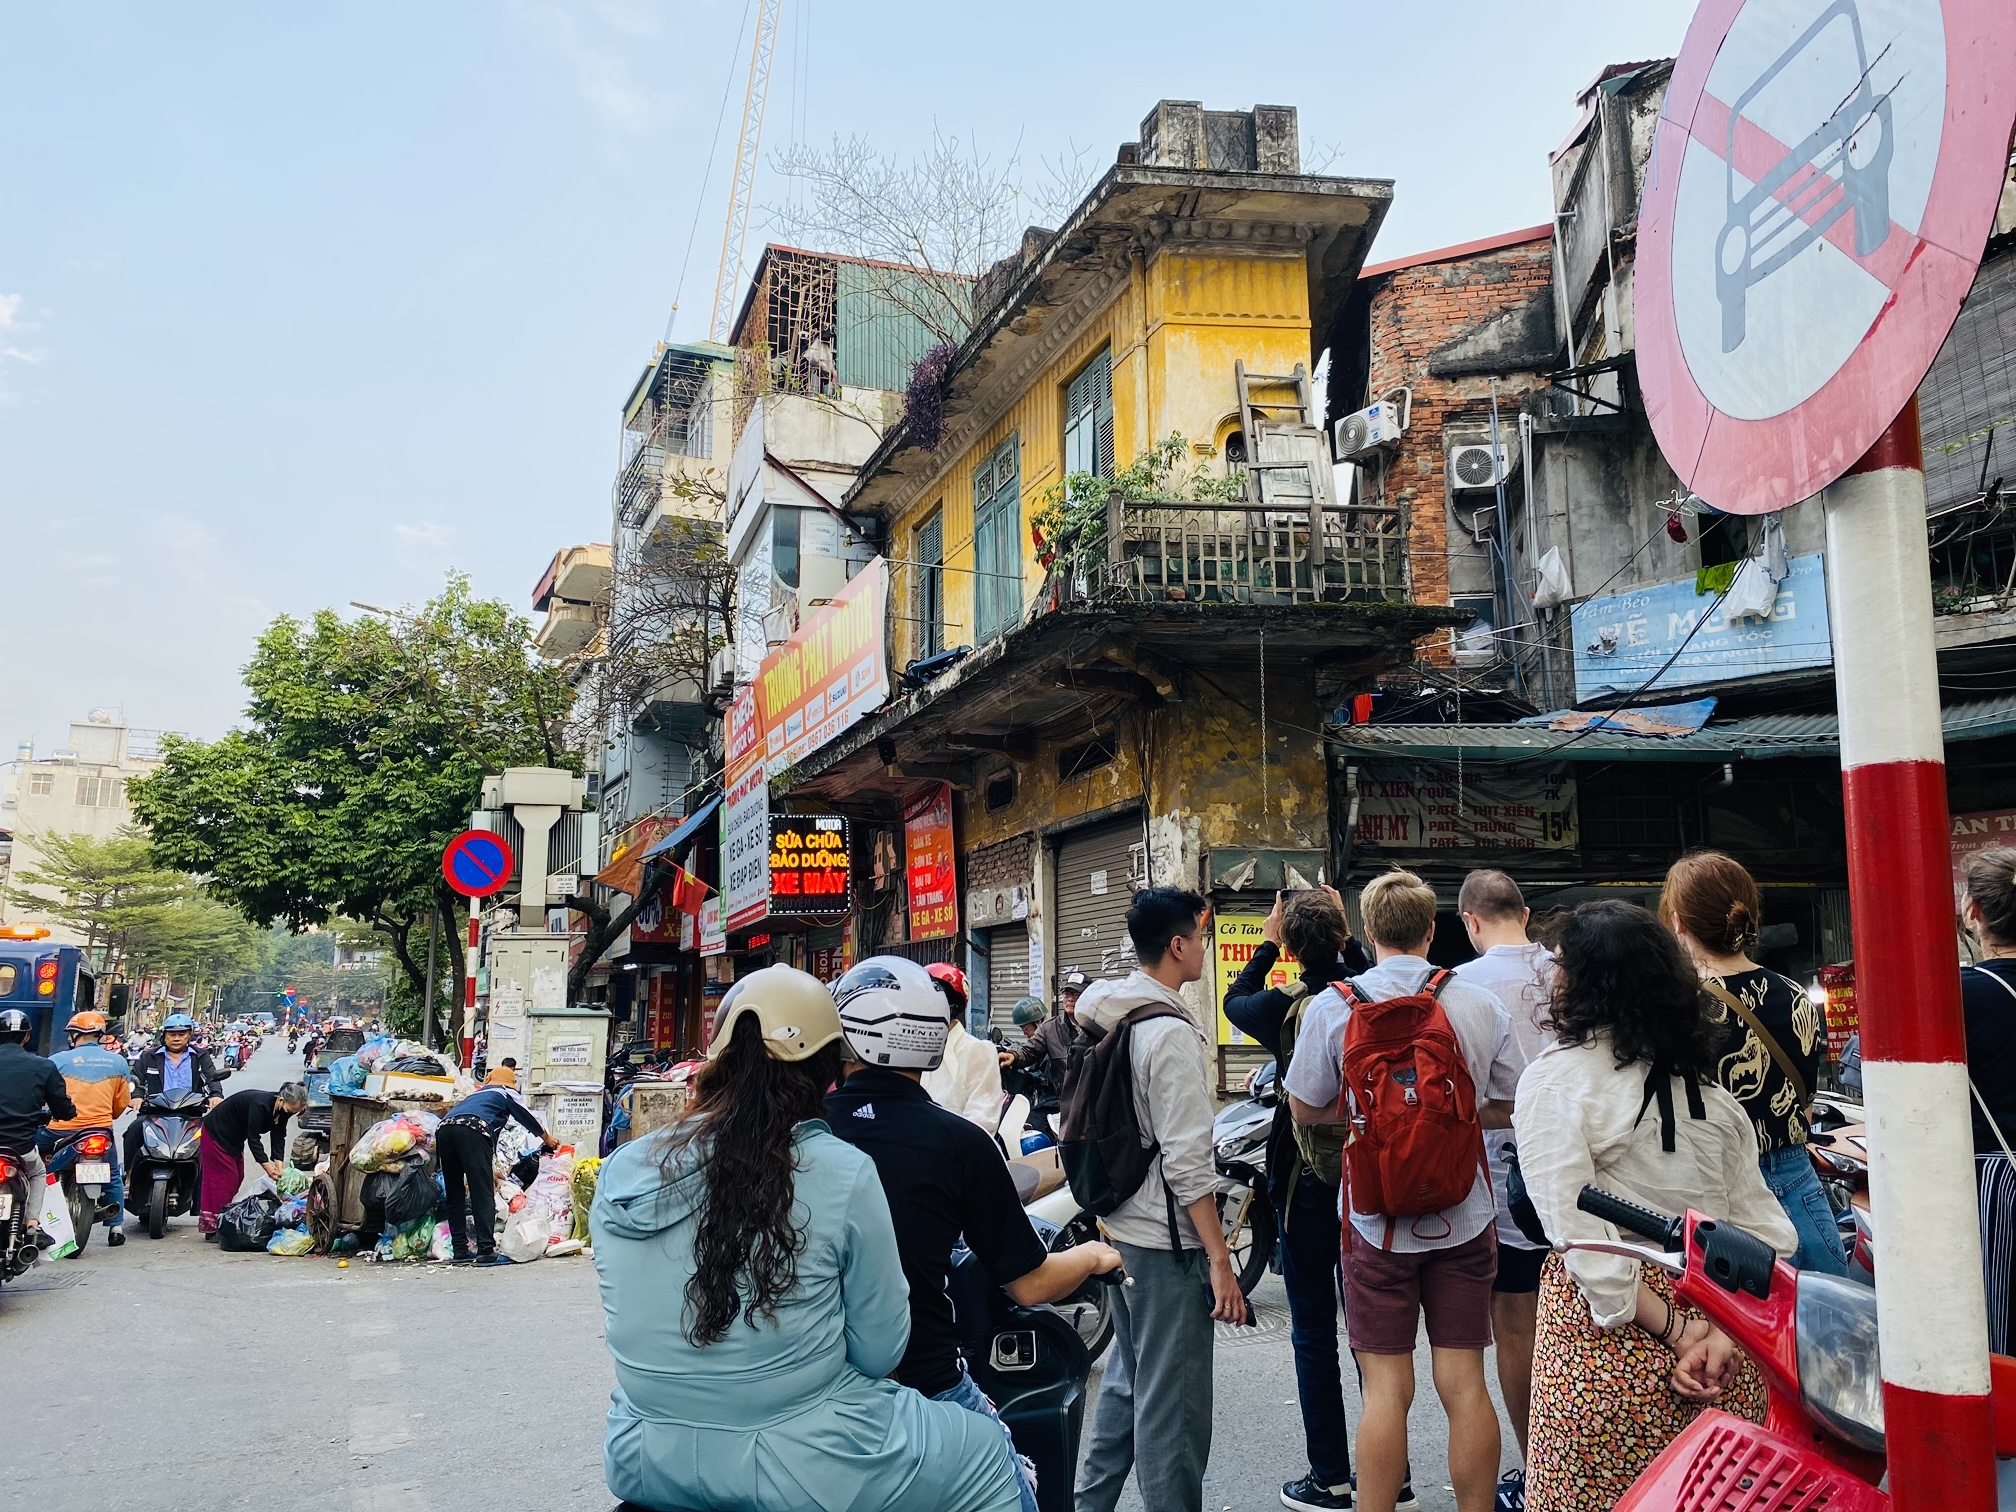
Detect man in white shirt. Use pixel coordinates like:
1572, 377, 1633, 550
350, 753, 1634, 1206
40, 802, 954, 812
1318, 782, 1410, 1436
1287, 869, 1517, 1512
1452, 869, 1557, 1512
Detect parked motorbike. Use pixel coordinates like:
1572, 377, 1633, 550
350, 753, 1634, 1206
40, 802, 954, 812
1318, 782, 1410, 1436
1573, 1183, 2016, 1510
44, 1127, 117, 1254
0, 1147, 42, 1290
133, 1088, 207, 1239
1211, 1062, 1278, 1294
1808, 1092, 1875, 1281
949, 1234, 1097, 1512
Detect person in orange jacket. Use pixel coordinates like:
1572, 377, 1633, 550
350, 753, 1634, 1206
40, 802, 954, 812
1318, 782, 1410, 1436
43, 1011, 133, 1245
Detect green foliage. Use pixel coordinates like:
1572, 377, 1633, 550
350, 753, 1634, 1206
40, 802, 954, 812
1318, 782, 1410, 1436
131, 574, 574, 1007
1029, 433, 1246, 558
12, 830, 188, 968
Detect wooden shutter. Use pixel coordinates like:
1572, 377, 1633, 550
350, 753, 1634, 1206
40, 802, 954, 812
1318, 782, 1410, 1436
916, 511, 944, 657
973, 434, 1022, 641
1063, 348, 1113, 480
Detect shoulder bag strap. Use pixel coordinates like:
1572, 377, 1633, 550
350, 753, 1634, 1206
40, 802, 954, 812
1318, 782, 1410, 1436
1703, 979, 1808, 1106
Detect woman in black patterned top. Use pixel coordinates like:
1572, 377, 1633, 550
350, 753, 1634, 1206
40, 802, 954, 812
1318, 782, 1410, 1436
1961, 847, 2016, 1353
1662, 851, 1845, 1274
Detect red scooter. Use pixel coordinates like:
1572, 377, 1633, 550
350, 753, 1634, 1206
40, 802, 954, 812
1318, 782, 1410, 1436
1574, 1184, 2016, 1510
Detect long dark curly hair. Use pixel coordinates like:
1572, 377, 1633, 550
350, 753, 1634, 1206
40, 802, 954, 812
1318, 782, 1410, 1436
659, 1011, 845, 1347
1545, 899, 1720, 1081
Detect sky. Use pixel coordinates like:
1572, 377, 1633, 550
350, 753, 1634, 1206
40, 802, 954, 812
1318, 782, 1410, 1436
0, 0, 1697, 759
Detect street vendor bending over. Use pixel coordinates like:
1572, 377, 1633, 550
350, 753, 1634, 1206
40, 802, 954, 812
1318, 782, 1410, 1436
439, 1083, 558, 1265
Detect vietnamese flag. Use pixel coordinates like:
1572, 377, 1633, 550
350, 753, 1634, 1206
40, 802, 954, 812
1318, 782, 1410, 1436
670, 865, 711, 918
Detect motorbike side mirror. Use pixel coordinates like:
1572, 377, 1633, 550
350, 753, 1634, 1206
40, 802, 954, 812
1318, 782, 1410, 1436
1254, 1081, 1280, 1108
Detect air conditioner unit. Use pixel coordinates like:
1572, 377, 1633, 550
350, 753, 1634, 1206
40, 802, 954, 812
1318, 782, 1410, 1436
1448, 440, 1513, 490
1333, 400, 1407, 460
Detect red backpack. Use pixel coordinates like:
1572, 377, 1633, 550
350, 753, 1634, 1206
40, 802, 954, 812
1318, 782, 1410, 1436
1335, 970, 1485, 1250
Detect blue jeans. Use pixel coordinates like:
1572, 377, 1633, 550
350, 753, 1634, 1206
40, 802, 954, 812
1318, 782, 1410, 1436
1278, 1169, 1353, 1486
935, 1367, 1039, 1512
36, 1129, 123, 1230
1761, 1144, 1846, 1274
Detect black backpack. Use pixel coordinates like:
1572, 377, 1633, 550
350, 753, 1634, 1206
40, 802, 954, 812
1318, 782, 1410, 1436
1057, 1003, 1186, 1217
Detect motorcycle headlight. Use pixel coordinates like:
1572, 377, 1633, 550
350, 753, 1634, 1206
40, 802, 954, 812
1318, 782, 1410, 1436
1796, 1272, 1885, 1452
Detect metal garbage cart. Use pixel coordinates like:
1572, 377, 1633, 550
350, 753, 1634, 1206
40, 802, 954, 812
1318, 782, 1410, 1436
305, 1091, 450, 1251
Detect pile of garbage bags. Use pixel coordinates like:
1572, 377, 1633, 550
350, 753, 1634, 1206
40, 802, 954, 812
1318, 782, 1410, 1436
495, 1148, 595, 1263
350, 1112, 441, 1173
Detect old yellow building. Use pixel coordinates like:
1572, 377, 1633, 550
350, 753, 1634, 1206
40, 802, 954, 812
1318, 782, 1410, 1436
780, 101, 1461, 1077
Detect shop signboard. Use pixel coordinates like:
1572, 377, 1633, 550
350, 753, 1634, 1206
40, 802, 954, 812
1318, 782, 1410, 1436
1818, 963, 1858, 1064
722, 757, 771, 931
1358, 764, 1578, 851
630, 881, 680, 946
809, 944, 847, 983
1211, 914, 1298, 1048
699, 895, 727, 958
750, 557, 891, 777
1570, 553, 1831, 702
767, 815, 851, 917
1951, 808, 2016, 903
905, 783, 958, 941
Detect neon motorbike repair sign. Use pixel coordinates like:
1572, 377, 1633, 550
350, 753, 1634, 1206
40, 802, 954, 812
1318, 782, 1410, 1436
766, 815, 851, 916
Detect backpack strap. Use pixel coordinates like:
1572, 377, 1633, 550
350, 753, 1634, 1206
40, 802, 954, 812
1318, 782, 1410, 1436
1703, 978, 1808, 1107
1633, 1062, 1709, 1153
1424, 968, 1455, 998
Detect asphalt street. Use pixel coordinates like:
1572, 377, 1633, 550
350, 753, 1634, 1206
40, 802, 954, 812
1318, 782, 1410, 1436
2, 1039, 1506, 1512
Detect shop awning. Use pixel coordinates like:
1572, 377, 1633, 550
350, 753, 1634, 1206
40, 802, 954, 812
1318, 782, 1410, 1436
1329, 693, 2016, 763
641, 794, 723, 860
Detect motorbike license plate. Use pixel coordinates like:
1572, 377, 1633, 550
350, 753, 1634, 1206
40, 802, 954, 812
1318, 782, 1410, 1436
0, 1192, 11, 1221
77, 1161, 112, 1185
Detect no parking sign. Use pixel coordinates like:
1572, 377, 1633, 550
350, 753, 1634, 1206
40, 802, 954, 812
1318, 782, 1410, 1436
1637, 0, 2016, 513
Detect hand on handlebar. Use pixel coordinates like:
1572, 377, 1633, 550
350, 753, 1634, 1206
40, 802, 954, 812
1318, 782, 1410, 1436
1081, 1241, 1124, 1278
1671, 1321, 1741, 1401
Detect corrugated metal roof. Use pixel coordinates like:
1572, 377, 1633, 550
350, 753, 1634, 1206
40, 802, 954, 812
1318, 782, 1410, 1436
834, 259, 966, 393
1330, 694, 2016, 762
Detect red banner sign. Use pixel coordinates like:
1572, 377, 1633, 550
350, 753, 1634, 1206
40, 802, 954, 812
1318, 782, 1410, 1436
1818, 963, 1858, 1064
747, 558, 890, 778
905, 784, 957, 941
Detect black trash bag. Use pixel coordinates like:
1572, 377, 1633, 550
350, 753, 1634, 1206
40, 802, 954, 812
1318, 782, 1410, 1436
382, 1055, 447, 1076
218, 1191, 281, 1253
362, 1155, 438, 1229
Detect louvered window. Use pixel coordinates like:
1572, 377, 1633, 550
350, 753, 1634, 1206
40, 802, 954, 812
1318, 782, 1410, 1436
1063, 348, 1115, 483
973, 435, 1023, 642
915, 510, 944, 658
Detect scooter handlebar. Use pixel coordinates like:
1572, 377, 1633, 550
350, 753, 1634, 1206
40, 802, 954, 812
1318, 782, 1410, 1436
1577, 1185, 1685, 1251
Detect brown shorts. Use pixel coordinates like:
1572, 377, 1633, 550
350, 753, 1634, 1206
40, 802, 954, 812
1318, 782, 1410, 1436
1345, 1225, 1498, 1355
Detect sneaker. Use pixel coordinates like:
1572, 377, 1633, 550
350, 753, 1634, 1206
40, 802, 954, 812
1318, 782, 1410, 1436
449, 1253, 474, 1266
106, 1228, 126, 1248
1495, 1470, 1526, 1512
1348, 1479, 1419, 1512
1281, 1474, 1353, 1510
31, 1229, 54, 1251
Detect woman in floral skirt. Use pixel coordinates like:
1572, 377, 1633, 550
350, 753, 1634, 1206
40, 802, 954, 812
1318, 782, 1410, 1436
1513, 901, 1797, 1511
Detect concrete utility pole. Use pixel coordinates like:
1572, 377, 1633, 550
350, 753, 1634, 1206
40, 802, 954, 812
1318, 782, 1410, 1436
421, 910, 440, 1051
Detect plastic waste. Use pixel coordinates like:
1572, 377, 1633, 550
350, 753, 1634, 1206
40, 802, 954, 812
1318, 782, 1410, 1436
218, 1191, 281, 1253
500, 1213, 550, 1264
349, 1112, 442, 1173
429, 1221, 453, 1262
361, 1155, 438, 1228
545, 1237, 585, 1257
276, 1166, 312, 1198
525, 1150, 576, 1230
570, 1156, 602, 1243
266, 1227, 316, 1257
326, 1055, 367, 1096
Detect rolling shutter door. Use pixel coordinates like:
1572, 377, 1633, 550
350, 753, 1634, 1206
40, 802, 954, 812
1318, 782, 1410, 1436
986, 922, 1031, 1031
1053, 818, 1145, 988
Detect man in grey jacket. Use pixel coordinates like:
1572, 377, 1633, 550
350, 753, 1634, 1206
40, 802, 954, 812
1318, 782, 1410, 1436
1074, 886, 1245, 1512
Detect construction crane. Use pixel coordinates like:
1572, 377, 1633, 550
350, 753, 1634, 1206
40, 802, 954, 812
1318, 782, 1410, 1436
708, 0, 782, 343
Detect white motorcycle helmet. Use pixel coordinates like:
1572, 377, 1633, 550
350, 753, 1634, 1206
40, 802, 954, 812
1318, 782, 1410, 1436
832, 955, 951, 1071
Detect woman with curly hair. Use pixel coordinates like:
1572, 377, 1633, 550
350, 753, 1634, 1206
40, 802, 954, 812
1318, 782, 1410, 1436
590, 965, 1021, 1512
1661, 850, 1845, 1274
1514, 901, 1795, 1512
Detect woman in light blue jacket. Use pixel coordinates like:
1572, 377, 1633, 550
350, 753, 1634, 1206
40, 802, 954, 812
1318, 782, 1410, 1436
591, 965, 1020, 1512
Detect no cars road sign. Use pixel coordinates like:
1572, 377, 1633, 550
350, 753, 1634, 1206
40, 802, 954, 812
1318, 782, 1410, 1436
442, 828, 515, 899
1637, 0, 2016, 514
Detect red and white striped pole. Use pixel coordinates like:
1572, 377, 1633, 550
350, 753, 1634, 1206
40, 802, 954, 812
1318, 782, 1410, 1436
464, 895, 480, 1073
1824, 396, 1995, 1510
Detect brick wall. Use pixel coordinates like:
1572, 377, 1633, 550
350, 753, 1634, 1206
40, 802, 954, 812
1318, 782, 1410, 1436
1360, 237, 1556, 658
965, 831, 1034, 893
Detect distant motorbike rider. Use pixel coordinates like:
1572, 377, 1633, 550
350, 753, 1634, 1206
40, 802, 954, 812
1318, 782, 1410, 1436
996, 996, 1070, 1140
0, 1008, 79, 1247
919, 962, 1004, 1130
41, 1010, 132, 1247
124, 1014, 225, 1212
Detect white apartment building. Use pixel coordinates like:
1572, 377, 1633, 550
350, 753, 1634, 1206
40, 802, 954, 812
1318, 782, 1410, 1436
0, 709, 171, 944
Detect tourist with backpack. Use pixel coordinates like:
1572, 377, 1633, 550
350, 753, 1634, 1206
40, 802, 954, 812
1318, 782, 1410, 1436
1451, 869, 1558, 1512
1067, 887, 1246, 1512
1285, 868, 1518, 1512
1223, 887, 1415, 1512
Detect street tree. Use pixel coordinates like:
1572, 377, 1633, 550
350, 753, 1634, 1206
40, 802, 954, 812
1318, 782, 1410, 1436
132, 574, 574, 1042
11, 829, 192, 975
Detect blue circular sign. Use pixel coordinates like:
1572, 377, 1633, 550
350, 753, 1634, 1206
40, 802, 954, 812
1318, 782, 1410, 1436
442, 829, 515, 898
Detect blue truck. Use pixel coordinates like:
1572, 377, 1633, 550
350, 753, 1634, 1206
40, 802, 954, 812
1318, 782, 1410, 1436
0, 932, 98, 1054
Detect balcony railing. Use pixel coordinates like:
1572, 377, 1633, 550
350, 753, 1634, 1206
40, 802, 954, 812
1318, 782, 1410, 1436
1047, 498, 1410, 609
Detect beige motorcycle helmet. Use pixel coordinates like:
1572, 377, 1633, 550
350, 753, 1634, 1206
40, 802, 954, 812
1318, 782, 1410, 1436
707, 965, 846, 1063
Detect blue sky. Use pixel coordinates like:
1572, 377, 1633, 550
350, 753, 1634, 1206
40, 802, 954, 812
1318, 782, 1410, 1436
0, 0, 1695, 758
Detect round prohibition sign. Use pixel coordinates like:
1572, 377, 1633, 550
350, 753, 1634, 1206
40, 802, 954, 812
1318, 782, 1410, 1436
441, 828, 516, 899
1636, 0, 2016, 514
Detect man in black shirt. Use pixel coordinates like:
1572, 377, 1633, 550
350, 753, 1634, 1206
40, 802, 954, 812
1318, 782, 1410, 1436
0, 1009, 77, 1245
827, 955, 1121, 1512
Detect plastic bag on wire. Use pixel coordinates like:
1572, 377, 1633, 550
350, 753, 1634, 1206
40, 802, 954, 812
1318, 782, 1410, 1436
218, 1191, 281, 1253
